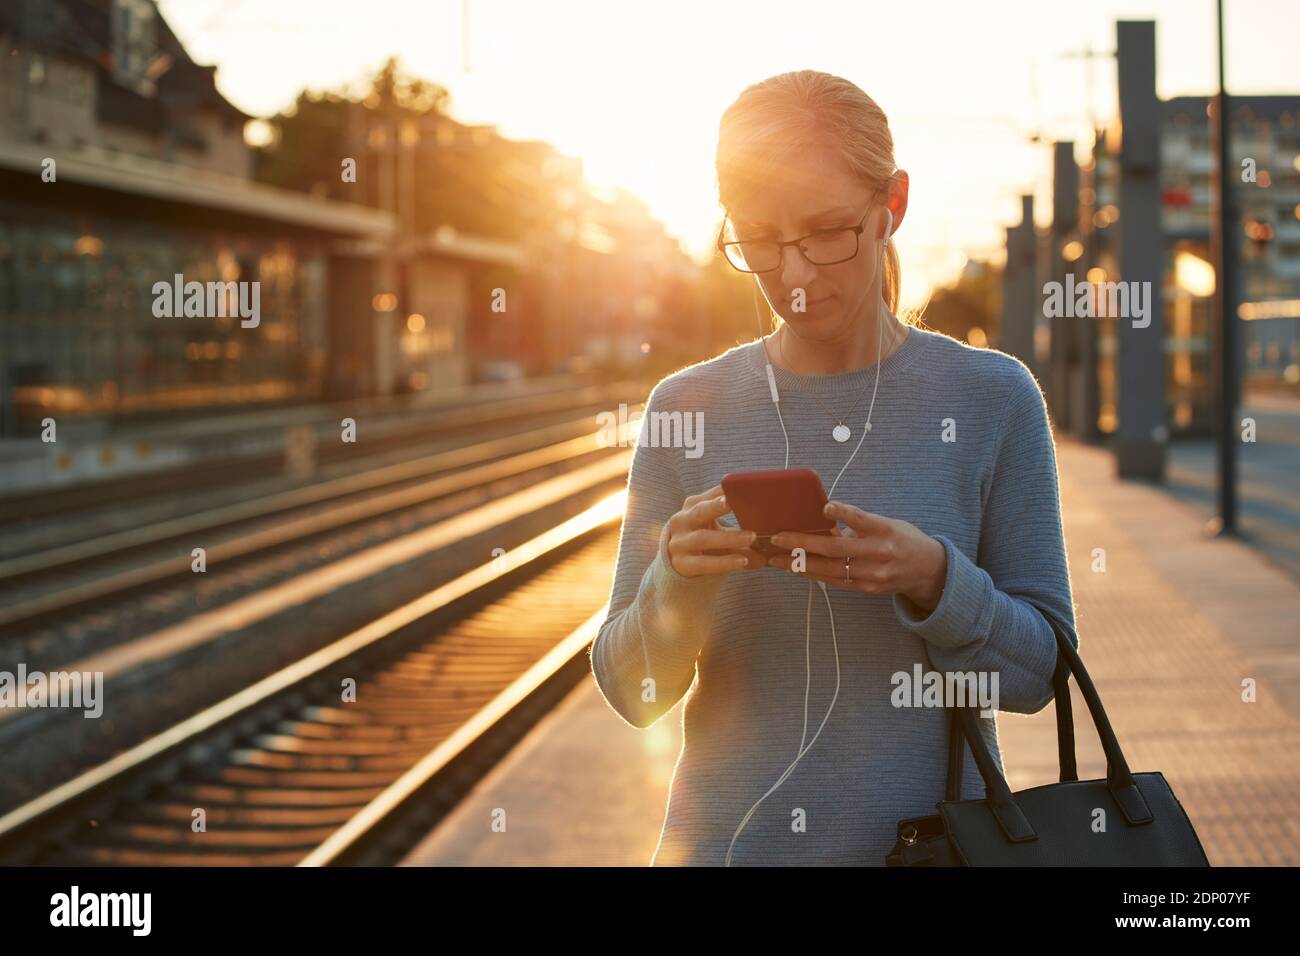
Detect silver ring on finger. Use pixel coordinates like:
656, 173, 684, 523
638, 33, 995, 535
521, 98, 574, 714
844, 555, 852, 584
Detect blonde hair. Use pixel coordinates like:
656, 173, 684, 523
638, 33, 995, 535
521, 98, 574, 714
716, 70, 921, 326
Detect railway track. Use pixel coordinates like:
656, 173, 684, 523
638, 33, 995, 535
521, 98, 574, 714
0, 499, 625, 867
0, 374, 617, 529
0, 399, 643, 678
0, 379, 639, 573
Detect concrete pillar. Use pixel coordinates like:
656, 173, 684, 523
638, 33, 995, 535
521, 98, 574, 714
1115, 20, 1167, 479
1000, 195, 1037, 374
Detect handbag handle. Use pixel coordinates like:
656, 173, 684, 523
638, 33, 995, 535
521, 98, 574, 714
943, 609, 1154, 843
946, 640, 1076, 799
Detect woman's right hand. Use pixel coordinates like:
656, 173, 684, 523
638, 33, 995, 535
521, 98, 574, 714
665, 484, 766, 577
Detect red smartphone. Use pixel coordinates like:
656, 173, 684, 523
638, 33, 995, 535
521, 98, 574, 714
720, 468, 837, 556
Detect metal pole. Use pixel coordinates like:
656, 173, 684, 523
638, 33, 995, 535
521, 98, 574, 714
1052, 142, 1079, 433
1211, 0, 1238, 534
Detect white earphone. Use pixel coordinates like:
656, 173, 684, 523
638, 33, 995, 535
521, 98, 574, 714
726, 203, 894, 866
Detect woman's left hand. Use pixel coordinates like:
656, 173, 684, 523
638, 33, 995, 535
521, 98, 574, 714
767, 501, 948, 612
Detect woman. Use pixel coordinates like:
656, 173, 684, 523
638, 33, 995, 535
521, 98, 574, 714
590, 70, 1077, 866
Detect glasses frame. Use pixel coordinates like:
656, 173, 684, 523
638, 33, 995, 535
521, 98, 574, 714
716, 188, 884, 274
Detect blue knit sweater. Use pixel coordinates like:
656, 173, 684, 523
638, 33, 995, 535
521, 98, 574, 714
589, 324, 1078, 865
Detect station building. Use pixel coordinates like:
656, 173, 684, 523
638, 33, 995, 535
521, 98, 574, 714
0, 0, 404, 435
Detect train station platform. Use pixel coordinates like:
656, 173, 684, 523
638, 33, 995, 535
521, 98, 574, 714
0, 373, 596, 498
400, 435, 1300, 867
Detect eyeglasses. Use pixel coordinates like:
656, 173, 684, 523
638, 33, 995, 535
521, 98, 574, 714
717, 192, 882, 274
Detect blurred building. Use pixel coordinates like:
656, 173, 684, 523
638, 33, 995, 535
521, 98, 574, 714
1161, 96, 1300, 402
1085, 94, 1300, 435
1, 1, 734, 440
0, 0, 394, 434
549, 186, 703, 373
281, 95, 707, 385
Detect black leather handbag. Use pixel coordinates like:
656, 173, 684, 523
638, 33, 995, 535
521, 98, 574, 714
885, 611, 1210, 866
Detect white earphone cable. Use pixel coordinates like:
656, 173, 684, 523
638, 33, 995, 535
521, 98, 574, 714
755, 281, 791, 469
725, 581, 840, 866
727, 208, 892, 865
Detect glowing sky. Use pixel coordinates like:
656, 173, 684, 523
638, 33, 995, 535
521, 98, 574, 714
161, 0, 1300, 307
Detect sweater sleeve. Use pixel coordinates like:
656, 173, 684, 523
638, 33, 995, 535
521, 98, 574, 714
589, 382, 728, 729
890, 363, 1079, 714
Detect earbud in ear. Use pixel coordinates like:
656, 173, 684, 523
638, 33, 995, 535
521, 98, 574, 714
883, 209, 894, 247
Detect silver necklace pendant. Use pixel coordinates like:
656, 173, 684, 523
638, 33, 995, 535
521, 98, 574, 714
832, 423, 851, 443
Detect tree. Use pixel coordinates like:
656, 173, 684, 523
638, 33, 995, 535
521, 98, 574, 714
252, 57, 563, 241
